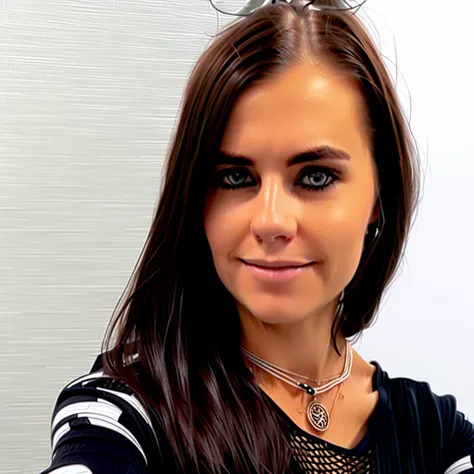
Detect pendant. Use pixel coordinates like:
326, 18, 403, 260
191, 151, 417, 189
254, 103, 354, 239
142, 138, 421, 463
307, 399, 330, 432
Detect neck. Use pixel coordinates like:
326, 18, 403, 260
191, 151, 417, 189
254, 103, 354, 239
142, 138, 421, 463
239, 300, 347, 386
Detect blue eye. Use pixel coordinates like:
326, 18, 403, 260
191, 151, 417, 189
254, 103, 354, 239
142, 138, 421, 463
296, 167, 339, 192
214, 167, 339, 192
217, 169, 254, 190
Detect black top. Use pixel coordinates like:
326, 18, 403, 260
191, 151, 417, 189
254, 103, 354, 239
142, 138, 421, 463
39, 354, 474, 474
266, 389, 377, 473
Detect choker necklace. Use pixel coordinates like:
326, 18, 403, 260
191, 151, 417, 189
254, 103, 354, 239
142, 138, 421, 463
241, 341, 352, 432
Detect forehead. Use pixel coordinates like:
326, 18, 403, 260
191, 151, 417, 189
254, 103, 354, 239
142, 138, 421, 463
220, 61, 370, 161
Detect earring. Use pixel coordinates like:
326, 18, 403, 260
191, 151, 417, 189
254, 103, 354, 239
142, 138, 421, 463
366, 226, 380, 238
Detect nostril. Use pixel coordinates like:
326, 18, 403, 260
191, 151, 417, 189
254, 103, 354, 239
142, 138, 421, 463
253, 232, 294, 244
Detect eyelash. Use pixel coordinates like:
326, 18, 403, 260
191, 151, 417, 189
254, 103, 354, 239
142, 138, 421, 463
215, 167, 340, 192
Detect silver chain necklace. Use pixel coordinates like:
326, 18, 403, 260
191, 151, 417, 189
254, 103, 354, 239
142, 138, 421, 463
241, 341, 353, 432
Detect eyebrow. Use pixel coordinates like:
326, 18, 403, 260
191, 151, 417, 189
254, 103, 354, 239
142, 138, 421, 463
215, 145, 351, 167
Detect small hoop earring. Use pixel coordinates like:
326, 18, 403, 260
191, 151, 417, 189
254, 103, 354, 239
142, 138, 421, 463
366, 225, 380, 240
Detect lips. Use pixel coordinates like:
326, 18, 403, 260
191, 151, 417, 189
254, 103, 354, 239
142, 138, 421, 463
240, 259, 313, 269
240, 259, 314, 282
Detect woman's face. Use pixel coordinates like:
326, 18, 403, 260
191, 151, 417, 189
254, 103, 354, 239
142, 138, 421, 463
204, 61, 378, 325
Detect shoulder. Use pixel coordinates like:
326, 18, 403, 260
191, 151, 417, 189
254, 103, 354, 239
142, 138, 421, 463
55, 367, 154, 433
374, 362, 474, 473
376, 362, 462, 422
43, 357, 159, 473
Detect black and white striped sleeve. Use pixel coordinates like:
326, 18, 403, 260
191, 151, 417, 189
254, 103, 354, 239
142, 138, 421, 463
445, 455, 474, 474
441, 394, 474, 474
39, 370, 158, 474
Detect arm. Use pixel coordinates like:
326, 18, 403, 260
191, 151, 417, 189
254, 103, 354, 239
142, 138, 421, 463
39, 372, 158, 474
441, 394, 474, 474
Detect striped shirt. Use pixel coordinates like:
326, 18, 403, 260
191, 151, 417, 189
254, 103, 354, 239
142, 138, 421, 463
39, 355, 474, 474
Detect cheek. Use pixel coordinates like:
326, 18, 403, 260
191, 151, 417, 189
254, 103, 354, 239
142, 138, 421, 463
204, 206, 242, 299
204, 196, 239, 264
316, 207, 366, 261
306, 209, 364, 298
318, 188, 374, 278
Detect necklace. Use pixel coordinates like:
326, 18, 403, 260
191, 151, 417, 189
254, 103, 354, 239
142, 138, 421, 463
241, 341, 352, 432
298, 381, 343, 420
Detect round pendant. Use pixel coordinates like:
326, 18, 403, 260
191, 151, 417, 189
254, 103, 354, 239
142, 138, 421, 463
307, 400, 330, 432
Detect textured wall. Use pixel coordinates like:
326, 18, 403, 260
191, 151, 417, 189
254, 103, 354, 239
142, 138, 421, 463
0, 1, 220, 472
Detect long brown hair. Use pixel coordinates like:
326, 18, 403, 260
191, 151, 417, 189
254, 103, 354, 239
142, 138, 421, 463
102, 1, 420, 472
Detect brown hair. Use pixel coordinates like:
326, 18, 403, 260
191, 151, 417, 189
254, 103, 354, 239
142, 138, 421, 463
103, 1, 420, 472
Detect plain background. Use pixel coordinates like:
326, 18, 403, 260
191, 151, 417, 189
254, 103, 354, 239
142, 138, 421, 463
1, 1, 473, 473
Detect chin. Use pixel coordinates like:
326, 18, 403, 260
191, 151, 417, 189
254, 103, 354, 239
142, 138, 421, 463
240, 298, 312, 325
255, 313, 306, 325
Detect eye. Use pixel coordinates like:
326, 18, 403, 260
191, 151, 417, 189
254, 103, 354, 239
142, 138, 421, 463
296, 167, 339, 192
217, 168, 255, 190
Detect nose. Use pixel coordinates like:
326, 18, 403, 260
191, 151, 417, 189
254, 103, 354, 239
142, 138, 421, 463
250, 176, 297, 244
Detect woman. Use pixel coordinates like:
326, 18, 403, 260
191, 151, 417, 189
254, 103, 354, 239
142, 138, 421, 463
39, 1, 474, 473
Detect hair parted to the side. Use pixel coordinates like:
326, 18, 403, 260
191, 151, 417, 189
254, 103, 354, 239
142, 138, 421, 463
102, 1, 420, 472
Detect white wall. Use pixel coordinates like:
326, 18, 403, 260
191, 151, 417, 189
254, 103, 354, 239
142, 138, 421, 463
355, 0, 474, 415
0, 1, 472, 473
